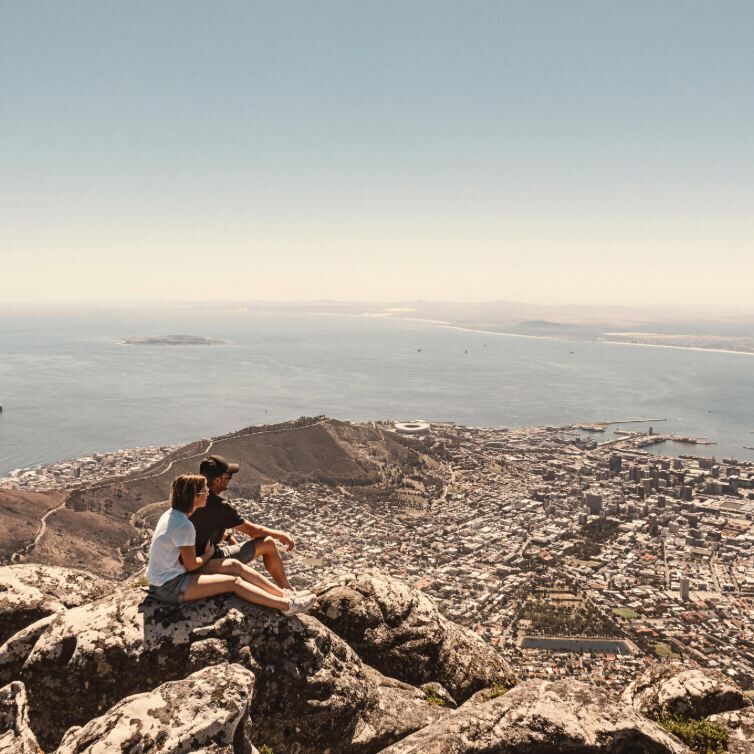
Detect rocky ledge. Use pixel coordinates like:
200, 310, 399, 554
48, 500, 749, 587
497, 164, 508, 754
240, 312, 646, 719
0, 565, 752, 753
0, 564, 112, 647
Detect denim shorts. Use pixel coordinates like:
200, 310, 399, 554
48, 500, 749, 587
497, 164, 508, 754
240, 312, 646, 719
148, 572, 193, 604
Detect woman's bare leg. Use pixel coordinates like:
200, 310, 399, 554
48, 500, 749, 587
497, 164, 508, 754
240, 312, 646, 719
201, 558, 284, 597
182, 573, 238, 601
182, 573, 288, 611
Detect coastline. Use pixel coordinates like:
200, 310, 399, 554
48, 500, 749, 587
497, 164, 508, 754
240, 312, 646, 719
253, 309, 754, 356
380, 313, 754, 356
4, 416, 753, 494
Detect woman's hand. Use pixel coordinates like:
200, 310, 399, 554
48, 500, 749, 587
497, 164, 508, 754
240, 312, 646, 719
204, 540, 215, 560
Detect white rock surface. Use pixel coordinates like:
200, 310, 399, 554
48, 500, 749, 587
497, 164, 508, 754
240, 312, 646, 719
55, 663, 254, 754
707, 706, 754, 754
0, 565, 112, 646
622, 663, 751, 720
380, 678, 692, 753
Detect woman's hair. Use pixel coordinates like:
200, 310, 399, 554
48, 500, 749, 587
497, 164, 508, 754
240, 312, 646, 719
170, 474, 207, 513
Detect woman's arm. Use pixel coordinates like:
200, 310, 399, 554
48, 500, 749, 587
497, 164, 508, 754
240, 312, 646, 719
180, 541, 215, 571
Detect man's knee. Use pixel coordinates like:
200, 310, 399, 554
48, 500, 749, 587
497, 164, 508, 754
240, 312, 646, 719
256, 536, 277, 557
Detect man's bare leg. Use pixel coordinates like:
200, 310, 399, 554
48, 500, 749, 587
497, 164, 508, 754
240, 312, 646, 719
254, 536, 292, 590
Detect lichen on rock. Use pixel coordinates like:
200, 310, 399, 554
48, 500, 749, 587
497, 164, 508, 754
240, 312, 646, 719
55, 663, 254, 754
0, 564, 112, 646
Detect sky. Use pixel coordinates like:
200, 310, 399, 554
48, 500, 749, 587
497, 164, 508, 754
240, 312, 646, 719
1, 2, 753, 308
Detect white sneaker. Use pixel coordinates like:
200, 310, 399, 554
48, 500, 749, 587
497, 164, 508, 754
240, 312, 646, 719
282, 592, 317, 617
283, 588, 314, 600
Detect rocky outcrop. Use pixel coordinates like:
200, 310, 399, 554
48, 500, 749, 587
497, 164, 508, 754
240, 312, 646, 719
312, 571, 516, 701
3, 563, 748, 754
379, 678, 692, 753
14, 587, 443, 752
706, 706, 754, 754
56, 663, 254, 754
0, 681, 42, 754
622, 663, 751, 720
0, 616, 56, 686
0, 565, 112, 646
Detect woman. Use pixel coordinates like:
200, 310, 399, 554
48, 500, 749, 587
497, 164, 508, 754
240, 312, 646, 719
146, 474, 315, 616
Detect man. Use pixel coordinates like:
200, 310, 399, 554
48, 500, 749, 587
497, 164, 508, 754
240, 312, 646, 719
192, 454, 298, 591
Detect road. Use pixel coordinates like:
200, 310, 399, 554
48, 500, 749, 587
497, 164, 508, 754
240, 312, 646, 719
13, 417, 334, 562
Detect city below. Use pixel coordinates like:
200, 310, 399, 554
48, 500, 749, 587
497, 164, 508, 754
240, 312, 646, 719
3, 417, 754, 697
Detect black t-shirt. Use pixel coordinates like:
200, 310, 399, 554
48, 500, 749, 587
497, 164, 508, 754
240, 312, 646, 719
191, 492, 245, 555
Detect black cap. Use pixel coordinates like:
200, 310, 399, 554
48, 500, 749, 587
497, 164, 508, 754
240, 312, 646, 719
199, 454, 240, 478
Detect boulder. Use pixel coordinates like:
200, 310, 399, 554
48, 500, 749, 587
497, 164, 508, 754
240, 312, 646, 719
621, 663, 751, 720
707, 706, 754, 754
378, 678, 692, 753
0, 681, 42, 754
311, 571, 515, 701
17, 587, 443, 752
56, 663, 254, 754
0, 565, 112, 646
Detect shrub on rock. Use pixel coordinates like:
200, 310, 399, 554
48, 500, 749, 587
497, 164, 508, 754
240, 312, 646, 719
659, 717, 728, 754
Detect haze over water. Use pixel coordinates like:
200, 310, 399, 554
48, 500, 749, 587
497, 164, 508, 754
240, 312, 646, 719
1, 306, 753, 476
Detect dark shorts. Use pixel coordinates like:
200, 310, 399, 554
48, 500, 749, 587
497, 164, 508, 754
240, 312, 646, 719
212, 539, 257, 564
148, 572, 193, 604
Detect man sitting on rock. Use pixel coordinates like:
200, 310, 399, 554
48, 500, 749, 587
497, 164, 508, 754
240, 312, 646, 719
192, 454, 299, 592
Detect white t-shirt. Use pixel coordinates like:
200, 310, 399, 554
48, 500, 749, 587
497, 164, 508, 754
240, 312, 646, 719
146, 508, 196, 586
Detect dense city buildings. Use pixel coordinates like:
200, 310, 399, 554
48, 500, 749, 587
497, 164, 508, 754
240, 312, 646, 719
3, 420, 754, 693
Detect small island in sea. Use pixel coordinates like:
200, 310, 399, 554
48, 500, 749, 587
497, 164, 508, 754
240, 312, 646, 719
120, 335, 224, 346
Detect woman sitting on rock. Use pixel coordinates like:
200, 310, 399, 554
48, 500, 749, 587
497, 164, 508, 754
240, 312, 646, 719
146, 474, 315, 616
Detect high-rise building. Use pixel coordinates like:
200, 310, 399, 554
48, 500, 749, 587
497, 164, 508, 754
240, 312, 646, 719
583, 492, 602, 515
679, 576, 690, 602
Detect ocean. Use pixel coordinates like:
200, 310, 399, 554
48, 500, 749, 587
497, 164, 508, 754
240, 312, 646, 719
1, 305, 753, 475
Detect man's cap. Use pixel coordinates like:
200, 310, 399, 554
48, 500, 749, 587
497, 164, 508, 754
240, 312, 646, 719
199, 454, 240, 478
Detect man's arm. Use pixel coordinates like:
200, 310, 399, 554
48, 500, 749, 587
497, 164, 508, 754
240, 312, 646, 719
234, 520, 295, 551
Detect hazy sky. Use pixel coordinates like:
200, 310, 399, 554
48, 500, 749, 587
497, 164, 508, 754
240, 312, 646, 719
2, 2, 752, 307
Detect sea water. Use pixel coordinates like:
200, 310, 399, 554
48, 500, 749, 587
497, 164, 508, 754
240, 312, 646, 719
0, 305, 753, 475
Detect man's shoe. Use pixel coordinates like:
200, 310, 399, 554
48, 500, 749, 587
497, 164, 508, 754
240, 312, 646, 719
282, 592, 317, 617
